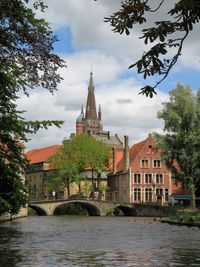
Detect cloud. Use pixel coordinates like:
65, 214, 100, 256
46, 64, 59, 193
116, 98, 133, 104
18, 0, 199, 151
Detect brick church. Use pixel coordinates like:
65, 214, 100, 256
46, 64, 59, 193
75, 72, 122, 149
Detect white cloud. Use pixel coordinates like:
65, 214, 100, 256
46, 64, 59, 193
17, 53, 168, 151
18, 0, 199, 151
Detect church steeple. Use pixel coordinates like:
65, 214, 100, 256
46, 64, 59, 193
81, 72, 103, 135
81, 104, 84, 115
98, 104, 101, 121
85, 72, 97, 120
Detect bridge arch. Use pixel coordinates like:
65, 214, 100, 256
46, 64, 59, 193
115, 205, 136, 216
53, 201, 100, 216
29, 205, 48, 216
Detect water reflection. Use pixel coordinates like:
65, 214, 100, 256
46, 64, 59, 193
0, 217, 200, 266
0, 226, 23, 267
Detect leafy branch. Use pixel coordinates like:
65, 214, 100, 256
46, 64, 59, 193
104, 0, 200, 97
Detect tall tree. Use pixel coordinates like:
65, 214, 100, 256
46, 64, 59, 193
155, 84, 200, 208
0, 0, 64, 214
48, 134, 109, 198
104, 0, 200, 97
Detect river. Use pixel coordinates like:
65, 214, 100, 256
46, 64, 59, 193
0, 216, 200, 266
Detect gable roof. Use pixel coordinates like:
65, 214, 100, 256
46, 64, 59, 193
26, 145, 61, 164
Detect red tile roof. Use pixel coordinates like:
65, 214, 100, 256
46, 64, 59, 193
129, 140, 145, 162
26, 145, 61, 164
115, 140, 146, 172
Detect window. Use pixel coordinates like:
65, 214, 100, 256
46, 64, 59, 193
156, 188, 163, 196
134, 174, 141, 184
145, 188, 152, 202
134, 188, 141, 202
141, 159, 148, 168
156, 174, 163, 184
153, 160, 161, 168
145, 173, 152, 183
165, 189, 169, 201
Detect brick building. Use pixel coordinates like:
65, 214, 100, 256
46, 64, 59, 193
75, 72, 122, 149
107, 134, 172, 205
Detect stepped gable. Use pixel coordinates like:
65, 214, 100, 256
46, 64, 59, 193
26, 145, 61, 164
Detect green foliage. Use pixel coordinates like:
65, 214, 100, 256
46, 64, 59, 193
0, 0, 64, 214
170, 210, 200, 223
48, 134, 110, 196
104, 0, 200, 96
155, 84, 200, 208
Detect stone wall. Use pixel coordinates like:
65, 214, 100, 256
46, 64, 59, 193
0, 207, 28, 223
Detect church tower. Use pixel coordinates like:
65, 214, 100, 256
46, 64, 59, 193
76, 105, 84, 135
76, 72, 103, 135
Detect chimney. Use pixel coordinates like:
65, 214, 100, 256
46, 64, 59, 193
112, 147, 117, 173
123, 135, 130, 172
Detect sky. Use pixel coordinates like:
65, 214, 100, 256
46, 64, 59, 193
17, 0, 200, 151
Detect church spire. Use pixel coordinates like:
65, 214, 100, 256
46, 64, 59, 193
81, 104, 84, 115
88, 71, 94, 90
98, 104, 101, 121
85, 72, 97, 120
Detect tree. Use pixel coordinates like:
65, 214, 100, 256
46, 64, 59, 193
48, 134, 110, 198
104, 0, 200, 97
154, 84, 200, 208
0, 0, 64, 214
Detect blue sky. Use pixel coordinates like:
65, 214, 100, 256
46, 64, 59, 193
18, 0, 200, 151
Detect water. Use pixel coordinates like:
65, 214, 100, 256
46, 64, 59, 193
0, 216, 200, 267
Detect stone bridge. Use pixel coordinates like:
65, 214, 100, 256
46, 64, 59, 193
29, 199, 136, 216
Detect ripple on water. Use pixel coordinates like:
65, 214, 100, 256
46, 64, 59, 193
0, 216, 200, 267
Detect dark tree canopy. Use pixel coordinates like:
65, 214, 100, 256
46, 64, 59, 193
105, 0, 200, 97
0, 0, 65, 93
0, 0, 64, 214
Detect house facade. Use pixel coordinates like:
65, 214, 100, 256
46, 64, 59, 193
107, 134, 172, 205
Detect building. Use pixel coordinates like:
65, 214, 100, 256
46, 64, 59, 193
76, 72, 122, 149
25, 72, 122, 200
26, 145, 61, 200
107, 134, 172, 205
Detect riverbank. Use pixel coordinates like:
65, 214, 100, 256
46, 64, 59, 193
160, 219, 200, 228
160, 208, 200, 228
0, 207, 27, 223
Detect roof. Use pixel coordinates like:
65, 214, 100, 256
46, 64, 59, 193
129, 140, 145, 162
76, 113, 84, 122
94, 132, 123, 148
26, 145, 61, 164
115, 139, 146, 172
